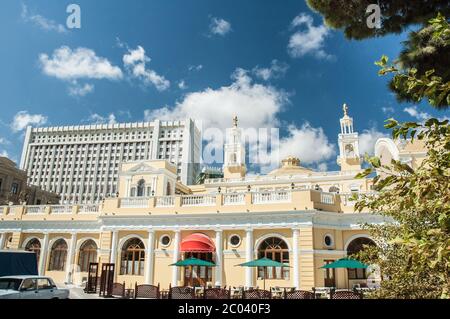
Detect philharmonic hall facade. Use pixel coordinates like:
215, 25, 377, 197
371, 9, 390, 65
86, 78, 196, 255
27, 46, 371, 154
1, 107, 400, 291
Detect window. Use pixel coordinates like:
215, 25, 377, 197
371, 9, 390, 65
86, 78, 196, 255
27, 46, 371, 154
160, 235, 171, 247
48, 239, 68, 271
120, 238, 145, 276
21, 279, 37, 291
257, 237, 289, 280
37, 278, 54, 290
25, 238, 41, 264
323, 260, 336, 287
346, 237, 376, 280
11, 183, 19, 195
137, 179, 145, 197
324, 234, 334, 247
229, 235, 241, 248
78, 240, 98, 272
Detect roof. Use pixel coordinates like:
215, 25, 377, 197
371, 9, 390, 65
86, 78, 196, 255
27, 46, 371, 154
268, 156, 313, 176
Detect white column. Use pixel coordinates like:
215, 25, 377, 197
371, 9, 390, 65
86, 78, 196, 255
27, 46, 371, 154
245, 228, 254, 288
0, 233, 5, 250
292, 228, 300, 289
144, 230, 155, 284
171, 230, 181, 287
110, 231, 119, 264
215, 230, 223, 287
125, 177, 131, 197
65, 233, 77, 284
39, 233, 49, 275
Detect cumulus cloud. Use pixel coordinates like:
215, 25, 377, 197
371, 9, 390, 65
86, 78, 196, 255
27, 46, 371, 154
144, 68, 335, 169
85, 113, 117, 125
21, 3, 67, 33
144, 68, 287, 130
68, 83, 94, 97
123, 46, 170, 91
359, 127, 388, 156
209, 17, 232, 36
11, 111, 48, 132
403, 106, 431, 121
253, 60, 289, 81
39, 46, 123, 81
288, 13, 333, 60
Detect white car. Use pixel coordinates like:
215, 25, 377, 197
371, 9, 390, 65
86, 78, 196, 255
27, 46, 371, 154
0, 276, 70, 299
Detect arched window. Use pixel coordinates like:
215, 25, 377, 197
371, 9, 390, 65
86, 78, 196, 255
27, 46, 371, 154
137, 179, 145, 197
120, 238, 145, 276
346, 237, 376, 280
257, 237, 289, 280
78, 240, 98, 272
166, 182, 171, 195
48, 239, 68, 271
25, 238, 41, 264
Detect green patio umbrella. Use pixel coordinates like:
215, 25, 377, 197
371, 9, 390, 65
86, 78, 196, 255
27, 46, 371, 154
170, 257, 216, 287
236, 257, 290, 290
170, 257, 216, 267
320, 258, 368, 289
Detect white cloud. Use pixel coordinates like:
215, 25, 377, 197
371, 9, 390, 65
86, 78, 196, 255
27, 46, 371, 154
123, 46, 170, 91
403, 106, 431, 121
144, 68, 287, 130
178, 80, 187, 90
359, 127, 388, 156
188, 64, 203, 72
209, 17, 232, 36
253, 60, 289, 81
39, 46, 123, 81
0, 150, 9, 158
381, 106, 395, 115
288, 13, 333, 60
21, 3, 67, 33
11, 111, 48, 132
86, 113, 117, 125
68, 83, 94, 97
145, 68, 335, 169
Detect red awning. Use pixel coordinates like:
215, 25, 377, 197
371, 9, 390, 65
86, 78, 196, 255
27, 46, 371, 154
180, 233, 216, 252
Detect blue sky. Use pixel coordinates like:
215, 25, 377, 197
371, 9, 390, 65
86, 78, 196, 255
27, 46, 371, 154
0, 0, 448, 171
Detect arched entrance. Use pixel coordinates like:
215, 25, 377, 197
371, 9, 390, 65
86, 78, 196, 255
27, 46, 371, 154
346, 237, 376, 281
257, 237, 290, 280
180, 233, 215, 287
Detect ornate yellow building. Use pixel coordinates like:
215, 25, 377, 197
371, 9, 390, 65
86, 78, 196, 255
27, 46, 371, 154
0, 107, 388, 291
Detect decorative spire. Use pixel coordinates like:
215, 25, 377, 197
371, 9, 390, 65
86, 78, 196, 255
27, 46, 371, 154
343, 103, 349, 117
233, 115, 238, 128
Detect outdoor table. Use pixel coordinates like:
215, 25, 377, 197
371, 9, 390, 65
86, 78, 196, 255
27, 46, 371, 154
124, 289, 134, 299
160, 290, 169, 299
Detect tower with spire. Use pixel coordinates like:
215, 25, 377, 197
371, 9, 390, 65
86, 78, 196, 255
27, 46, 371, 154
223, 115, 246, 179
337, 103, 361, 171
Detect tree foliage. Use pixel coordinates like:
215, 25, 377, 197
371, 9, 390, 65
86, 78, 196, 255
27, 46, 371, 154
306, 0, 450, 40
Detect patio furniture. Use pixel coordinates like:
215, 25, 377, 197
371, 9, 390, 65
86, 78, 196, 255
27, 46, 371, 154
242, 288, 272, 299
135, 283, 160, 299
111, 282, 126, 298
168, 285, 196, 299
204, 287, 231, 299
284, 289, 315, 299
237, 257, 290, 290
270, 287, 284, 299
124, 289, 134, 299
330, 289, 363, 299
320, 258, 368, 290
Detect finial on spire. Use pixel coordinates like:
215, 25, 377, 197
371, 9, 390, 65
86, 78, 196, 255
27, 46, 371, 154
343, 103, 349, 117
233, 115, 238, 127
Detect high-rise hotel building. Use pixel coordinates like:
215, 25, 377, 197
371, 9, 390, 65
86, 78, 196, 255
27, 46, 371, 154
19, 119, 201, 204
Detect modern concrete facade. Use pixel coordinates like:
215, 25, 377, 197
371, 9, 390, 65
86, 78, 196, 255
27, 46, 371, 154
19, 119, 201, 204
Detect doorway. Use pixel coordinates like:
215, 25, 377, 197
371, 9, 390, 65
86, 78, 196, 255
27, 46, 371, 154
183, 252, 213, 287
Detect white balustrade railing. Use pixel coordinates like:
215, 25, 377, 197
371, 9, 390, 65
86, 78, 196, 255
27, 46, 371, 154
120, 197, 149, 208
50, 205, 72, 214
181, 195, 216, 206
79, 204, 100, 213
223, 193, 245, 205
9, 206, 23, 215
26, 206, 46, 214
155, 196, 175, 207
252, 191, 291, 204
320, 192, 335, 205
0, 206, 6, 214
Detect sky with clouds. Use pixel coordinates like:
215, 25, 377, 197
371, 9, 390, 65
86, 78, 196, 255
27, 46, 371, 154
0, 0, 448, 171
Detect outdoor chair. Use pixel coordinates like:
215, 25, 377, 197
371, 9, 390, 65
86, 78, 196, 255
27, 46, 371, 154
135, 283, 160, 299
242, 288, 272, 299
284, 289, 315, 299
111, 282, 126, 298
330, 290, 363, 299
204, 287, 231, 299
168, 285, 196, 299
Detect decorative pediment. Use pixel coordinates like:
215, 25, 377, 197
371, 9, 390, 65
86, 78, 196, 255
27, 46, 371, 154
127, 162, 159, 174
